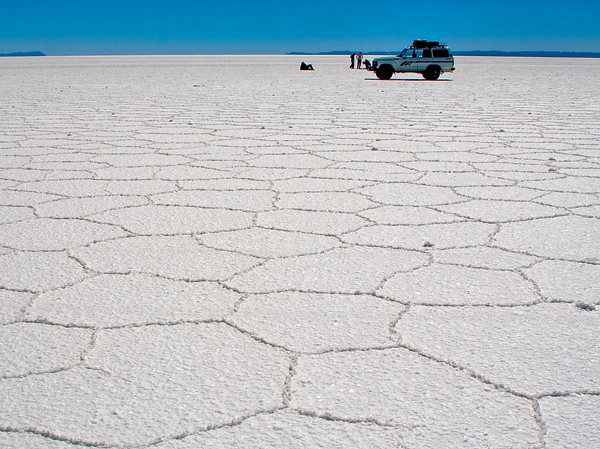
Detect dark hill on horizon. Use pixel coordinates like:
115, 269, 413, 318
454, 50, 600, 58
0, 51, 46, 57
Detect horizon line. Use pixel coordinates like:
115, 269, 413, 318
3, 50, 600, 58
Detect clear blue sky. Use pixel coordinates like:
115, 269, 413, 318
2, 0, 599, 55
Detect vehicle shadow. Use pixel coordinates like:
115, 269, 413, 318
364, 78, 453, 82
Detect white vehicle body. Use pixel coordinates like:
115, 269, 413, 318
372, 40, 455, 80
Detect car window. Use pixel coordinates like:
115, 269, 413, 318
404, 49, 415, 58
432, 49, 450, 58
423, 49, 432, 58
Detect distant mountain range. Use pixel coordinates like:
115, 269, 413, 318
288, 50, 600, 58
454, 50, 600, 58
0, 51, 46, 57
2, 50, 598, 58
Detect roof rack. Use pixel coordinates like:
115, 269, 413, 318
412, 40, 445, 49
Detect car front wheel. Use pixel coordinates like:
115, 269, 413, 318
375, 65, 394, 80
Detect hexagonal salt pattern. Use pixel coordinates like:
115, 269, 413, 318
0, 323, 92, 378
397, 304, 600, 396
434, 199, 565, 223
0, 251, 88, 292
432, 245, 539, 269
0, 218, 127, 251
291, 349, 539, 449
523, 259, 600, 305
0, 324, 289, 447
228, 292, 405, 353
493, 215, 600, 263
342, 221, 497, 250
256, 209, 368, 235
197, 228, 342, 258
378, 264, 539, 305
71, 235, 262, 281
1, 56, 599, 447
29, 274, 241, 328
88, 204, 253, 235
225, 246, 429, 294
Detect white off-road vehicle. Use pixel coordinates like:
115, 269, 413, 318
372, 40, 455, 80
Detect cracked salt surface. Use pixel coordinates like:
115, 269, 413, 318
1, 55, 600, 447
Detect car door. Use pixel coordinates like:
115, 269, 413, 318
417, 48, 433, 72
399, 48, 416, 72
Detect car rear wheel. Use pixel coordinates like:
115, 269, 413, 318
376, 65, 394, 80
423, 65, 441, 80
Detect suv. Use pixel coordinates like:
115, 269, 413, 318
372, 40, 455, 80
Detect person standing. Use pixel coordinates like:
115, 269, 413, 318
350, 53, 355, 69
357, 52, 363, 69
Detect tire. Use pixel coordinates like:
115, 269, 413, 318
423, 65, 441, 80
375, 65, 394, 80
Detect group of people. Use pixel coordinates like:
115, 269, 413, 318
300, 53, 372, 72
349, 52, 371, 70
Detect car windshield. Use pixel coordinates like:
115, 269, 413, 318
398, 48, 408, 57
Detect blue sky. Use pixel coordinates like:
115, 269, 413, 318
2, 0, 599, 55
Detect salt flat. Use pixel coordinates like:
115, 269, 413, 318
1, 55, 599, 448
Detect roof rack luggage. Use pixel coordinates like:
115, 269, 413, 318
412, 40, 442, 49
